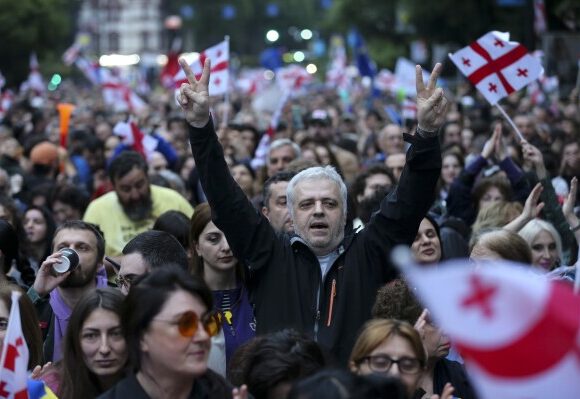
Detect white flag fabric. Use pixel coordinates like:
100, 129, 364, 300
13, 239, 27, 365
173, 39, 229, 96
23, 53, 45, 94
374, 69, 397, 93
275, 64, 312, 92
449, 31, 543, 105
0, 292, 29, 399
403, 259, 580, 398
394, 58, 430, 97
101, 69, 147, 113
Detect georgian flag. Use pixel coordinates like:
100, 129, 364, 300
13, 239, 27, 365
374, 69, 396, 93
21, 53, 45, 94
236, 68, 268, 95
0, 292, 29, 398
275, 64, 312, 92
173, 39, 229, 96
449, 31, 543, 105
101, 68, 147, 113
113, 120, 158, 160
403, 258, 580, 398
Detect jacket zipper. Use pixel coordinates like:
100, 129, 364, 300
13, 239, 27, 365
326, 278, 337, 326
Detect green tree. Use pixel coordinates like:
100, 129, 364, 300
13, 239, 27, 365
0, 0, 71, 88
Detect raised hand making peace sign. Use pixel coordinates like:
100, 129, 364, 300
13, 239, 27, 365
416, 63, 448, 133
178, 58, 212, 128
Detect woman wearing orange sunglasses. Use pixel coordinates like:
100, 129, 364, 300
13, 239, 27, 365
98, 265, 234, 398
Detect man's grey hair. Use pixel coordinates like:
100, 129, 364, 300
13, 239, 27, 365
267, 139, 301, 163
287, 166, 347, 221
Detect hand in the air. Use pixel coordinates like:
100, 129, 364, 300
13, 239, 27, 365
416, 63, 448, 132
177, 58, 211, 128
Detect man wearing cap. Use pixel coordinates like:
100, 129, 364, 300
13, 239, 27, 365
307, 109, 359, 182
21, 141, 60, 202
83, 151, 193, 256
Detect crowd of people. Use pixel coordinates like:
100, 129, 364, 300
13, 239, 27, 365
0, 52, 578, 399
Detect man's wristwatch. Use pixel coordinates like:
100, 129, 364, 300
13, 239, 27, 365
570, 222, 580, 233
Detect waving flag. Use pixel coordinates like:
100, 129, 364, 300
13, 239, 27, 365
101, 69, 147, 113
74, 57, 101, 85
276, 64, 312, 92
62, 32, 91, 66
326, 35, 349, 89
21, 53, 45, 94
0, 292, 29, 398
160, 37, 182, 88
394, 58, 430, 97
236, 68, 268, 95
449, 31, 543, 105
403, 258, 580, 398
113, 120, 157, 160
173, 39, 229, 96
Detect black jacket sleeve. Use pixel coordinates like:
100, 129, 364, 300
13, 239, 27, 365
188, 118, 278, 271
360, 133, 442, 281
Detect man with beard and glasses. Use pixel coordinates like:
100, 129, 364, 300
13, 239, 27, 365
83, 151, 193, 256
179, 59, 449, 363
26, 220, 109, 361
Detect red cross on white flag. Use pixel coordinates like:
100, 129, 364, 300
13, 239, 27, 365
101, 68, 147, 114
403, 259, 580, 398
0, 292, 29, 399
449, 31, 543, 105
173, 39, 229, 96
275, 64, 313, 92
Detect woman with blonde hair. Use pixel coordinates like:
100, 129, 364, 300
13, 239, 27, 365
518, 219, 563, 271
471, 200, 523, 238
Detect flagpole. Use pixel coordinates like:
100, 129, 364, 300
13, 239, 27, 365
222, 35, 230, 126
494, 103, 525, 142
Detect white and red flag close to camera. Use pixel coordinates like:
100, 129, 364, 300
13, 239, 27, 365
402, 258, 580, 398
173, 39, 229, 96
449, 31, 543, 105
0, 292, 29, 398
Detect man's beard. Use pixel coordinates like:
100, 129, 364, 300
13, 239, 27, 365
60, 264, 97, 288
122, 194, 153, 221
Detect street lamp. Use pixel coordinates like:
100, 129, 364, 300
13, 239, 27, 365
300, 29, 313, 40
266, 30, 280, 43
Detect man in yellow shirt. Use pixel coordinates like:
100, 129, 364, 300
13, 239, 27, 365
84, 151, 193, 256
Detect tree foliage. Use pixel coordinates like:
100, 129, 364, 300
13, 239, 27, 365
0, 0, 71, 87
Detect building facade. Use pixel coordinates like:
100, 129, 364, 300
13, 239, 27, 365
79, 0, 163, 55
